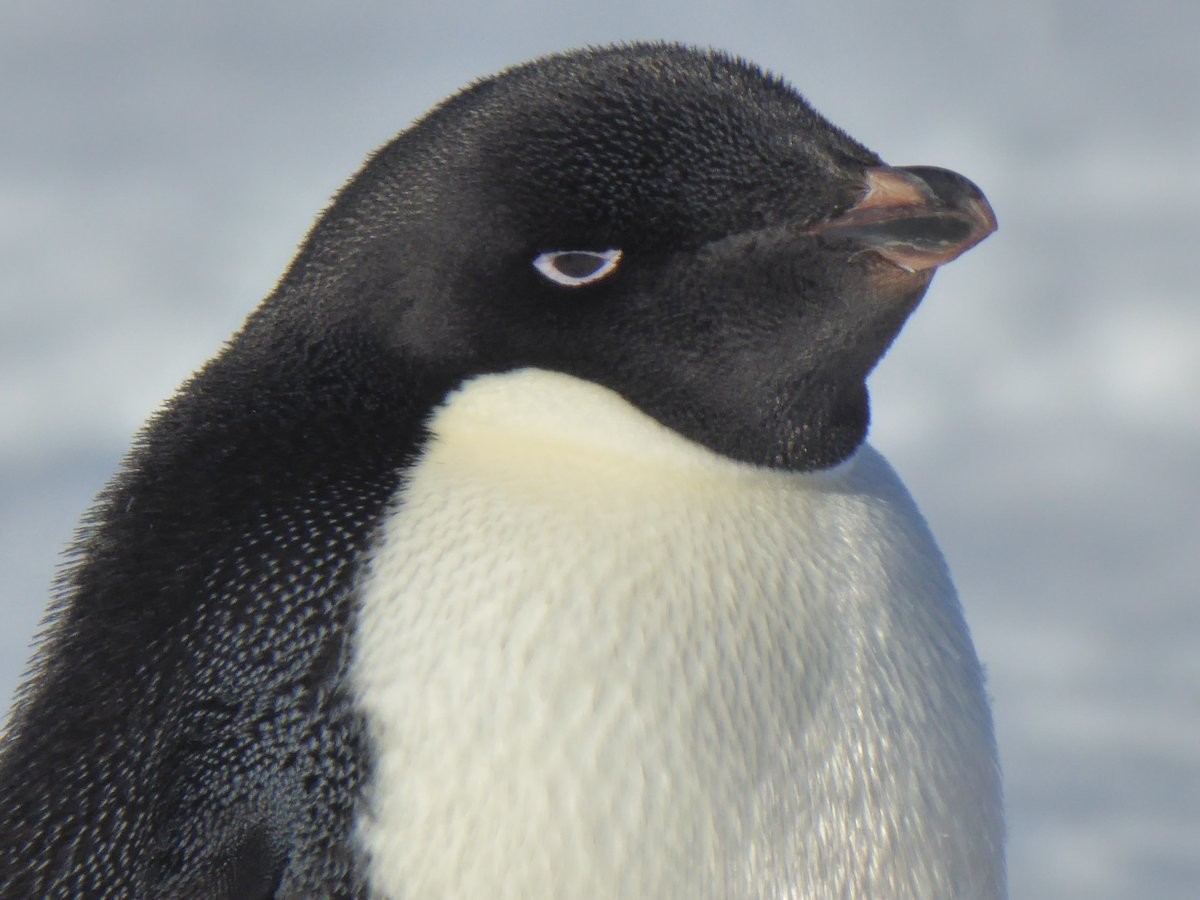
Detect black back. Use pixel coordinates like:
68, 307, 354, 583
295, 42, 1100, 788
0, 327, 447, 895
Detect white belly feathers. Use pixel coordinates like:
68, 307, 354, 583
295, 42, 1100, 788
350, 368, 1004, 899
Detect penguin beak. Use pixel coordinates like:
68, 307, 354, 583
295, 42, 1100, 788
810, 165, 997, 272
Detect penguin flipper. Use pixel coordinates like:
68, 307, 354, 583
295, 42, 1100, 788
158, 824, 286, 900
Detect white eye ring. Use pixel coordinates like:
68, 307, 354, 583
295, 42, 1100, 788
532, 249, 623, 287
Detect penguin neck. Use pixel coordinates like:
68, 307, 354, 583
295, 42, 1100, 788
428, 367, 856, 487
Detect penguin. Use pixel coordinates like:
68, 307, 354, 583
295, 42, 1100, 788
0, 43, 1003, 899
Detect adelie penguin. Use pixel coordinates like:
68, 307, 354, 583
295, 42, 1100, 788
0, 43, 1004, 898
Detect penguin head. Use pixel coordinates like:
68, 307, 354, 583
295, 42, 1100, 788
277, 43, 995, 471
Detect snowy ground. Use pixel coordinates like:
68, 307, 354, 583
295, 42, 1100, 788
2, 3, 1197, 897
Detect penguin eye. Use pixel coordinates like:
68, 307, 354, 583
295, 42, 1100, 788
532, 249, 622, 287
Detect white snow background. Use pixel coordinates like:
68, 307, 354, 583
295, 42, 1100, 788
2, 2, 1197, 897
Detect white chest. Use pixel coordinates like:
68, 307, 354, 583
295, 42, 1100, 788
350, 370, 1004, 899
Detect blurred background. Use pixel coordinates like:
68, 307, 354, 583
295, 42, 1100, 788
2, 2, 1196, 897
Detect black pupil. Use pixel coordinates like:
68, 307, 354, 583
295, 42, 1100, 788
553, 252, 606, 279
